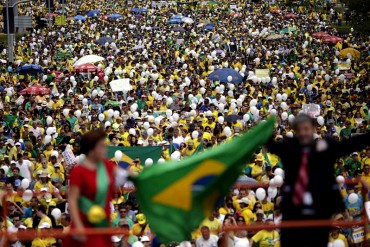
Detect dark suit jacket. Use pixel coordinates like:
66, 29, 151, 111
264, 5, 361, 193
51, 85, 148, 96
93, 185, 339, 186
266, 134, 370, 219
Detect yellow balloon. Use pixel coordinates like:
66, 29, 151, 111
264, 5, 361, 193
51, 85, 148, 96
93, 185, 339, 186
87, 205, 106, 224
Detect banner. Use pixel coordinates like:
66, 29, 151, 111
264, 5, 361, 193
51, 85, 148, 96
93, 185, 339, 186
55, 16, 66, 26
338, 62, 351, 71
109, 78, 131, 92
301, 104, 320, 118
107, 146, 163, 167
255, 69, 270, 78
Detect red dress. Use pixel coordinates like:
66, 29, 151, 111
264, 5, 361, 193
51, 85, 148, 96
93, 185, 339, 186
63, 160, 115, 247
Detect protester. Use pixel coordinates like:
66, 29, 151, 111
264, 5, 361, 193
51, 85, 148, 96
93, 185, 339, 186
0, 0, 369, 246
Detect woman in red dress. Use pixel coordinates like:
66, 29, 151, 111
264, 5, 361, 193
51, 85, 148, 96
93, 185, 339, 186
63, 129, 127, 247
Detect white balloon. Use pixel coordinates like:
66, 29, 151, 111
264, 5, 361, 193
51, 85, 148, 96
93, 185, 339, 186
274, 168, 285, 178
227, 76, 233, 82
218, 116, 224, 124
281, 112, 288, 121
145, 158, 153, 167
243, 114, 250, 122
129, 128, 136, 135
192, 131, 199, 139
333, 240, 345, 247
276, 93, 282, 101
249, 99, 257, 107
250, 106, 258, 115
307, 85, 313, 91
63, 109, 69, 117
256, 188, 266, 201
158, 158, 165, 164
270, 109, 277, 116
44, 135, 52, 144
75, 110, 82, 118
98, 113, 105, 121
282, 93, 288, 101
286, 132, 294, 138
51, 208, 62, 221
348, 193, 358, 204
107, 109, 114, 118
22, 190, 33, 202
114, 151, 123, 161
46, 116, 53, 125
1, 165, 9, 175
288, 114, 295, 123
167, 97, 173, 105
336, 175, 345, 186
273, 175, 284, 187
171, 151, 181, 161
113, 111, 120, 119
21, 178, 30, 189
147, 128, 154, 136
268, 187, 278, 198
143, 122, 150, 130
317, 116, 324, 126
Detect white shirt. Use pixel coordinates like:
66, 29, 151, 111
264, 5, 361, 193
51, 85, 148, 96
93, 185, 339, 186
173, 136, 185, 146
30, 126, 42, 138
196, 235, 219, 247
16, 159, 32, 181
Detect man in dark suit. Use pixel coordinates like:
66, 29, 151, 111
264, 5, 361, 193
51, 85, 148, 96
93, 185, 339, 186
266, 114, 370, 247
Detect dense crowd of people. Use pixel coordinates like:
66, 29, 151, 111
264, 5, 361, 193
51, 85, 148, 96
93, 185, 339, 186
0, 0, 370, 246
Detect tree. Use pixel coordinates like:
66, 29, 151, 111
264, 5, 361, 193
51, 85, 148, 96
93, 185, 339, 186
348, 0, 370, 35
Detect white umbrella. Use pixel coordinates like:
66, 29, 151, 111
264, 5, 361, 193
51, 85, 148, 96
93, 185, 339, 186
182, 17, 194, 24
73, 55, 105, 67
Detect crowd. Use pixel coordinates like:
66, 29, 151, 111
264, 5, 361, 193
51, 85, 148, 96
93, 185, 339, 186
0, 0, 370, 246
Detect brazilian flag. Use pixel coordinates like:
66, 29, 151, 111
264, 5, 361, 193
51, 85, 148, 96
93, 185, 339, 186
131, 118, 275, 243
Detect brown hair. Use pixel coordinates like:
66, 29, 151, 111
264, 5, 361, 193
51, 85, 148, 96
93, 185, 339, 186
80, 129, 107, 155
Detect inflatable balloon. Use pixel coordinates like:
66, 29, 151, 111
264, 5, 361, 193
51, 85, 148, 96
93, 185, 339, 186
21, 178, 30, 189
256, 188, 266, 201
51, 208, 62, 221
114, 151, 123, 161
145, 158, 153, 167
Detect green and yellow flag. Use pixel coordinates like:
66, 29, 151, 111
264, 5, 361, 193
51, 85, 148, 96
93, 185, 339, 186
131, 118, 275, 243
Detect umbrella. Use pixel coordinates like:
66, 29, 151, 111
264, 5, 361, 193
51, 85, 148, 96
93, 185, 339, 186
284, 13, 298, 19
132, 45, 145, 50
130, 8, 147, 13
205, 23, 215, 31
208, 68, 244, 84
73, 55, 105, 67
167, 19, 183, 24
95, 36, 114, 45
16, 64, 44, 75
19, 86, 51, 95
265, 34, 283, 40
340, 48, 360, 59
108, 14, 122, 19
322, 36, 343, 44
270, 9, 282, 14
214, 49, 224, 54
172, 26, 186, 32
206, 1, 221, 5
104, 100, 120, 107
75, 64, 98, 73
224, 114, 242, 122
311, 32, 330, 38
74, 15, 87, 21
87, 10, 100, 17
182, 17, 194, 24
172, 14, 183, 19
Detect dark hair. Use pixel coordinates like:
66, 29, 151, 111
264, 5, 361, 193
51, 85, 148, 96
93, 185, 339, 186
80, 129, 107, 155
292, 114, 315, 130
37, 205, 47, 214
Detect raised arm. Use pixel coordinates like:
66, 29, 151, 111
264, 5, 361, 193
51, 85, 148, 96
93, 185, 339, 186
335, 133, 370, 158
264, 136, 285, 157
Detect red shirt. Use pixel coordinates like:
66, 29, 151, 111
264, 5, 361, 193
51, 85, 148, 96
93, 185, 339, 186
63, 160, 115, 247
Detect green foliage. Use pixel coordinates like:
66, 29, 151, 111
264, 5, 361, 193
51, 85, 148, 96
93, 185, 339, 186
348, 0, 370, 35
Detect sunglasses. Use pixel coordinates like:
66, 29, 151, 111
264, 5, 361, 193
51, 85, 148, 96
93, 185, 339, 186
120, 210, 127, 213
237, 219, 245, 222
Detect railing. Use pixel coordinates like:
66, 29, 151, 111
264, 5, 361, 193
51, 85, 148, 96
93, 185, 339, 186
1, 178, 369, 246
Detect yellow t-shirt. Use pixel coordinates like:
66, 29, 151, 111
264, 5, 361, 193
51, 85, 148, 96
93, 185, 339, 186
240, 208, 255, 225
260, 201, 274, 216
38, 216, 52, 228
329, 233, 348, 247
199, 218, 221, 235
252, 229, 280, 247
252, 165, 263, 181
131, 223, 150, 237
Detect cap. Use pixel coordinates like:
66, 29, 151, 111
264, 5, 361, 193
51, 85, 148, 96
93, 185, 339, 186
238, 197, 249, 205
255, 154, 264, 162
39, 171, 49, 178
24, 124, 29, 128
15, 142, 21, 146
141, 236, 150, 242
5, 139, 14, 146
136, 213, 146, 225
38, 222, 51, 229
111, 236, 121, 243
352, 152, 358, 156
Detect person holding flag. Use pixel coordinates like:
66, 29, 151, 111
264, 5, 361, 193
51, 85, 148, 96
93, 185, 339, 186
63, 129, 129, 247
266, 114, 370, 247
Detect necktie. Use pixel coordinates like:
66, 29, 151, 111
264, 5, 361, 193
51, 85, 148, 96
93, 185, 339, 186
292, 149, 309, 206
